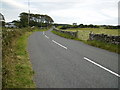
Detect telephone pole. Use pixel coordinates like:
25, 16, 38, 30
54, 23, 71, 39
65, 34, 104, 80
28, 0, 30, 27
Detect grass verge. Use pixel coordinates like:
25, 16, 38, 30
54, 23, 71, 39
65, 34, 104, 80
2, 27, 51, 88
52, 30, 78, 40
3, 31, 36, 88
14, 32, 35, 88
51, 30, 120, 54
84, 40, 119, 54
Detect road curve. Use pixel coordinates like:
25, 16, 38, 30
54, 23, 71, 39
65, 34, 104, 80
28, 28, 119, 88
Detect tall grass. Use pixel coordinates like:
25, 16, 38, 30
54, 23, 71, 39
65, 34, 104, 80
2, 27, 51, 88
85, 40, 119, 54
2, 28, 36, 88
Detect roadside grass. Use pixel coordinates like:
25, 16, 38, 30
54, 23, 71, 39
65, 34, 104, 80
51, 30, 120, 54
14, 32, 35, 88
2, 27, 51, 88
84, 40, 119, 54
52, 30, 78, 40
57, 26, 63, 29
2, 31, 36, 88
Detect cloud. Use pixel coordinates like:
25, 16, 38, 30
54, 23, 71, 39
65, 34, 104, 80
1, 0, 119, 25
30, 0, 84, 2
2, 0, 27, 9
101, 8, 117, 18
49, 9, 109, 24
48, 0, 118, 24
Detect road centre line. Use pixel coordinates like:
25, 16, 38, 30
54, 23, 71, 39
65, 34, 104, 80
45, 35, 49, 39
52, 40, 67, 49
43, 31, 44, 35
43, 32, 119, 77
84, 57, 120, 78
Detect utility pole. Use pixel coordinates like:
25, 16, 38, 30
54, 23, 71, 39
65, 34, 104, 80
28, 0, 30, 27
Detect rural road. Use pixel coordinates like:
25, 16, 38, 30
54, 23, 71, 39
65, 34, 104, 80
28, 28, 119, 88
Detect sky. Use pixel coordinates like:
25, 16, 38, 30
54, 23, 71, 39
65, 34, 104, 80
1, 0, 119, 25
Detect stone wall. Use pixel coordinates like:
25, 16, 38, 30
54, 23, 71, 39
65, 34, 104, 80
53, 28, 77, 38
89, 33, 120, 45
52, 28, 120, 45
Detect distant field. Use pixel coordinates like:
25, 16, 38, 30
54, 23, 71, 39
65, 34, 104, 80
63, 28, 120, 40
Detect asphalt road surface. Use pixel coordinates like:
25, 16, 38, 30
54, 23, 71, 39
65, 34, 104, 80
28, 28, 119, 88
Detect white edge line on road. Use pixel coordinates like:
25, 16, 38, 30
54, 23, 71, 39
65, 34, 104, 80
52, 40, 67, 49
45, 35, 49, 39
84, 57, 120, 78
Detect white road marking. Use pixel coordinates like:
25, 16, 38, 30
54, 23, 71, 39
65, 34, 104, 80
84, 57, 120, 78
52, 40, 67, 49
43, 31, 44, 35
45, 35, 49, 39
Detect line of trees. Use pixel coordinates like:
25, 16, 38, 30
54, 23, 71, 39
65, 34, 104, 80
59, 24, 100, 29
58, 24, 120, 29
13, 12, 54, 28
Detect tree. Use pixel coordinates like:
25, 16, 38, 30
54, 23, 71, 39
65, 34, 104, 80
79, 24, 84, 28
12, 20, 21, 28
89, 24, 94, 28
19, 12, 29, 27
18, 12, 54, 28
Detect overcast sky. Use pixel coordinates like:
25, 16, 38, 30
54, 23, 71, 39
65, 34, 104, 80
1, 0, 119, 25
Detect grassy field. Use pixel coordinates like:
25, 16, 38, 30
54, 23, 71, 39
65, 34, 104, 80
2, 27, 50, 88
64, 28, 120, 40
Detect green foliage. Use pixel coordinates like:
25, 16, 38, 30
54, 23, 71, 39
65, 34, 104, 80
2, 28, 36, 88
12, 20, 21, 28
85, 40, 120, 54
57, 26, 63, 29
52, 30, 77, 39
52, 30, 80, 41
59, 25, 73, 29
18, 12, 54, 28
13, 32, 35, 88
58, 24, 119, 29
2, 27, 50, 88
19, 13, 29, 27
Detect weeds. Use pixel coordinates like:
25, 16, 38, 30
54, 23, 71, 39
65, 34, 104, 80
2, 28, 35, 88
